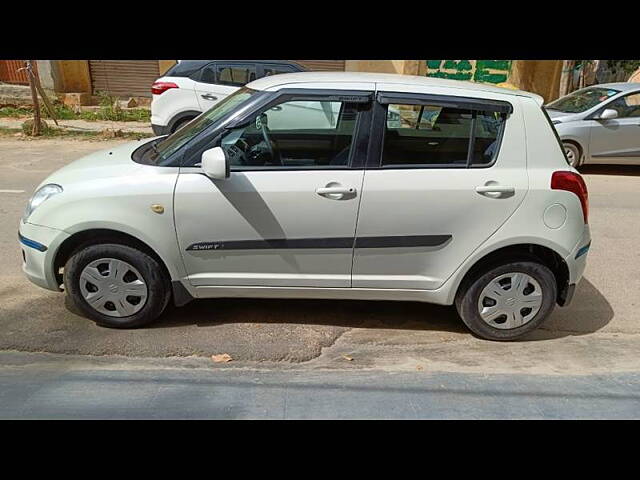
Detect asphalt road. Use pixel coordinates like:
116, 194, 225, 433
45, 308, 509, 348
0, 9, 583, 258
1, 138, 640, 381
1, 352, 639, 419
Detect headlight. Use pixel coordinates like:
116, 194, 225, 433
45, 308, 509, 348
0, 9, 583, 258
23, 184, 63, 221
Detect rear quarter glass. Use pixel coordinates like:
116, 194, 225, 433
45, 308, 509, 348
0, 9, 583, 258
541, 107, 570, 165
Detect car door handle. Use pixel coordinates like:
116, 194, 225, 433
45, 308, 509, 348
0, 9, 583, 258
201, 94, 218, 101
476, 185, 515, 194
316, 186, 356, 197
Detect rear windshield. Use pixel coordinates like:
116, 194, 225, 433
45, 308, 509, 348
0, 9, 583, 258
546, 87, 620, 113
164, 61, 207, 78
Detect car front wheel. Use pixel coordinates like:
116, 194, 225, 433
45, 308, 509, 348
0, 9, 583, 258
455, 261, 557, 341
64, 243, 171, 328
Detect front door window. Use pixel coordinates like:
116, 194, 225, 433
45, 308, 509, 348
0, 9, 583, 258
219, 99, 360, 169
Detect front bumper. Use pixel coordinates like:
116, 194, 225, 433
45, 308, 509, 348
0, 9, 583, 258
19, 221, 70, 292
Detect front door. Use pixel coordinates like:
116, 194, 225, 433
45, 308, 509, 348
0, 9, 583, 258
174, 89, 373, 288
590, 91, 640, 164
352, 88, 528, 290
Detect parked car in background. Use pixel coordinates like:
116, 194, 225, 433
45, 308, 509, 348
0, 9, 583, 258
150, 60, 306, 135
545, 82, 640, 167
20, 72, 590, 341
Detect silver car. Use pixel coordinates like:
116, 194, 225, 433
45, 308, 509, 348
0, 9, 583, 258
545, 82, 640, 167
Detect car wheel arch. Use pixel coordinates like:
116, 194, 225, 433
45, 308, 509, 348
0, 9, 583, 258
453, 243, 570, 306
168, 110, 201, 133
53, 228, 173, 287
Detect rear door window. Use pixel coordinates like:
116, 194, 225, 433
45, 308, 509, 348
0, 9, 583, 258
262, 64, 298, 77
215, 64, 257, 87
382, 103, 506, 167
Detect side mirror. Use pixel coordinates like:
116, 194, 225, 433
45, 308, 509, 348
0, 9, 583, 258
201, 147, 229, 180
598, 108, 618, 120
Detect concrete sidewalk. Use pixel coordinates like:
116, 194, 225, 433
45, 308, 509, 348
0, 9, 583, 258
0, 117, 153, 134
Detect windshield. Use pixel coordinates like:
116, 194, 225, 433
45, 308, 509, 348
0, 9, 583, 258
143, 87, 259, 165
546, 87, 620, 114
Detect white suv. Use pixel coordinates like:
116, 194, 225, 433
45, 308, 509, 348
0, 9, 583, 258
150, 60, 305, 135
20, 72, 591, 341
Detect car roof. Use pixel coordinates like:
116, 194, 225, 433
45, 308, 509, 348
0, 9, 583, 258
247, 71, 544, 103
581, 82, 640, 93
173, 60, 305, 68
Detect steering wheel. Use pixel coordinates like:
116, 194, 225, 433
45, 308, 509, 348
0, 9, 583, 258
223, 144, 248, 166
258, 114, 282, 166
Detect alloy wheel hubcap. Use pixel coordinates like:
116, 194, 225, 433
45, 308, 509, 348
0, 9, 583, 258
477, 272, 543, 330
79, 258, 148, 317
565, 146, 577, 166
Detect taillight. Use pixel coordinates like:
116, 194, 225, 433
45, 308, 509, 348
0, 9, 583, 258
551, 171, 589, 223
151, 81, 178, 95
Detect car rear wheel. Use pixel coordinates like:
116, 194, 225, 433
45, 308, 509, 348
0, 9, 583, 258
563, 142, 581, 168
64, 243, 171, 328
170, 117, 195, 134
455, 261, 557, 341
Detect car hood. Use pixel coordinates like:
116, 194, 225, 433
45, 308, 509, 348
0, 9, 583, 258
36, 139, 151, 189
544, 108, 581, 123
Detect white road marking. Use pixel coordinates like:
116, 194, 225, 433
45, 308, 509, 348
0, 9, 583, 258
0, 189, 25, 193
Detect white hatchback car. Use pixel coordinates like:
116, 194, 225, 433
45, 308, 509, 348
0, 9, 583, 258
20, 72, 591, 341
150, 60, 305, 135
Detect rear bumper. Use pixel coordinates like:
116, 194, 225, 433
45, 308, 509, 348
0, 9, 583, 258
560, 224, 591, 306
19, 221, 69, 292
565, 225, 591, 283
151, 123, 170, 136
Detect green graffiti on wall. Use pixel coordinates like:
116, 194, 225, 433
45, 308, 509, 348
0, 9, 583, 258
426, 60, 512, 84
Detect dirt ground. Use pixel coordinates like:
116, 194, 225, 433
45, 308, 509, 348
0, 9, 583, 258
1, 138, 639, 375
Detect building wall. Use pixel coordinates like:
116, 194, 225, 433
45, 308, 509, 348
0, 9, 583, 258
508, 60, 563, 102
425, 60, 512, 84
344, 60, 562, 102
159, 60, 177, 75
627, 67, 640, 83
345, 60, 421, 75
51, 60, 92, 93
48, 59, 565, 103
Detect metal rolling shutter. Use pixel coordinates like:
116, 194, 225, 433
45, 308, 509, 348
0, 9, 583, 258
293, 60, 346, 72
0, 60, 34, 85
89, 60, 160, 97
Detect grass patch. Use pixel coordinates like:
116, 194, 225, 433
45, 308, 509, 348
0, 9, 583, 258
0, 126, 154, 141
0, 101, 151, 123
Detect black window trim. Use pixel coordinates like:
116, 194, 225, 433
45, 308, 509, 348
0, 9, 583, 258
182, 88, 374, 172
367, 91, 511, 170
376, 92, 514, 114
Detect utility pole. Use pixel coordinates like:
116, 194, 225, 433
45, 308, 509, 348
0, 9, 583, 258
26, 60, 42, 136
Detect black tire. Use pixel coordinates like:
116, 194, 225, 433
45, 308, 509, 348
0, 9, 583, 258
563, 141, 581, 168
455, 261, 557, 341
170, 117, 194, 134
64, 243, 171, 328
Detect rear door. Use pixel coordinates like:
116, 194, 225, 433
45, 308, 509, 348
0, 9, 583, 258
352, 87, 528, 290
193, 63, 255, 111
589, 91, 640, 164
